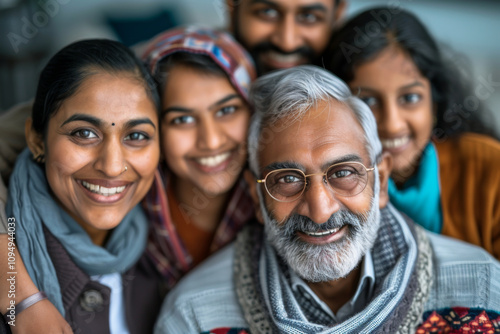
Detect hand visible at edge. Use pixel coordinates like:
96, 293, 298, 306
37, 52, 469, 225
11, 300, 73, 334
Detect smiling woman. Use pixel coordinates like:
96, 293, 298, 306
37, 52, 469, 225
1, 39, 164, 333
140, 26, 257, 286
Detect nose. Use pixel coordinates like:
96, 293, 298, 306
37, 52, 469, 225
197, 117, 225, 151
378, 99, 407, 136
270, 14, 302, 53
94, 137, 126, 177
297, 176, 341, 225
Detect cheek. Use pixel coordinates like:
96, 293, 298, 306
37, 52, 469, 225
411, 105, 434, 144
226, 114, 250, 144
45, 139, 89, 180
305, 26, 333, 53
134, 145, 160, 183
238, 16, 273, 46
340, 190, 374, 215
161, 128, 195, 171
264, 197, 295, 225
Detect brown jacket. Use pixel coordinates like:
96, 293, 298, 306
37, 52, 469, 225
37, 226, 164, 334
436, 133, 500, 259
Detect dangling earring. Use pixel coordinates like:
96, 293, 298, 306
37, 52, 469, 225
34, 154, 45, 164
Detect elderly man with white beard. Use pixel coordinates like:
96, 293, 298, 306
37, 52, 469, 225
154, 66, 500, 334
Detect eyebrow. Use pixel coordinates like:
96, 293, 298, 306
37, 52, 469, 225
61, 114, 155, 130
355, 81, 425, 95
124, 118, 156, 130
264, 161, 304, 172
399, 81, 425, 91
320, 154, 364, 170
250, 0, 328, 12
162, 94, 241, 116
263, 154, 364, 174
61, 114, 102, 127
209, 94, 241, 111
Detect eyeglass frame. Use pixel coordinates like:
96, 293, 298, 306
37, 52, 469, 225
256, 161, 375, 202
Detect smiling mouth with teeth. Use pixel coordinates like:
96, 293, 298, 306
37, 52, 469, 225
82, 181, 127, 196
264, 51, 305, 68
304, 227, 340, 237
381, 136, 410, 149
196, 152, 231, 167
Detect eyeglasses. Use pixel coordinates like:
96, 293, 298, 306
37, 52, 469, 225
257, 161, 375, 202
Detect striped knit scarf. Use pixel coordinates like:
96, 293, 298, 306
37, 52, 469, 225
234, 204, 433, 334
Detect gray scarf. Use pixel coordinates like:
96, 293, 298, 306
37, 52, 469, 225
6, 148, 148, 315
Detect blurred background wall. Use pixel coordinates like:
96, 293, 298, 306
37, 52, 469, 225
0, 0, 499, 133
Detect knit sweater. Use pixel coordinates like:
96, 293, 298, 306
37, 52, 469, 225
154, 206, 500, 334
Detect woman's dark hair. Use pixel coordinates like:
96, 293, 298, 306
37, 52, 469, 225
154, 52, 227, 103
325, 7, 495, 139
32, 39, 160, 137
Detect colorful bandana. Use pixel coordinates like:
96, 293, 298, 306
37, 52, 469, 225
141, 25, 256, 102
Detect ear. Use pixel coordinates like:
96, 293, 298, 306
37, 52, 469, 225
25, 117, 44, 158
376, 151, 392, 209
244, 169, 264, 224
333, 0, 348, 26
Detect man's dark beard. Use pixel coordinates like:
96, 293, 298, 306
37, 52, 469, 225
247, 41, 316, 75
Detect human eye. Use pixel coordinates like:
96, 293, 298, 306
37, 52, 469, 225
269, 170, 304, 185
254, 7, 279, 21
171, 115, 195, 125
330, 169, 353, 179
297, 12, 322, 24
267, 170, 305, 198
328, 164, 361, 179
71, 128, 98, 139
279, 174, 302, 184
359, 96, 378, 108
215, 106, 237, 118
124, 132, 149, 141
400, 93, 421, 104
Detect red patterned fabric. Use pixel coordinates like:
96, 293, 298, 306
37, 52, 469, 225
142, 167, 254, 290
417, 308, 500, 334
141, 26, 256, 103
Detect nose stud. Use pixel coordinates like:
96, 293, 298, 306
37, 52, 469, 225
123, 165, 128, 172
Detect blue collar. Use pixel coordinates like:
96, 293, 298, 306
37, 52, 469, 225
388, 142, 442, 233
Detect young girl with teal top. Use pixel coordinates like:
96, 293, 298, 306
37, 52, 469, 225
327, 7, 500, 258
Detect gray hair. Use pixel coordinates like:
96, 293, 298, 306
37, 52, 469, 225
248, 65, 382, 176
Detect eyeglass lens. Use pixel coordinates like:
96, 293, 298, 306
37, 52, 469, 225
265, 162, 369, 201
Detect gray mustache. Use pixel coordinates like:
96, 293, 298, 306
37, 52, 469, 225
273, 210, 369, 238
